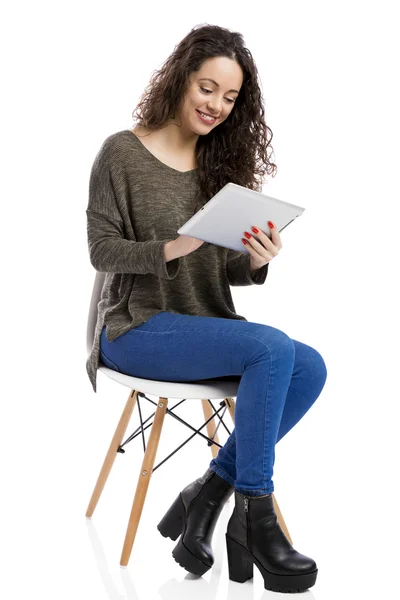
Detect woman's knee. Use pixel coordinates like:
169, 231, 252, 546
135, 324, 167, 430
247, 325, 295, 365
311, 348, 328, 386
293, 340, 328, 386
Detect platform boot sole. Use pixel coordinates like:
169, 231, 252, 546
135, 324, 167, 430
157, 492, 212, 576
226, 535, 318, 593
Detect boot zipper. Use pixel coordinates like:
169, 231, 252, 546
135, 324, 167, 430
244, 496, 250, 548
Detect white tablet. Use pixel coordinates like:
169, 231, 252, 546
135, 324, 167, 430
177, 182, 305, 253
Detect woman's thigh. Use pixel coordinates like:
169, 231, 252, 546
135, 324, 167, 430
100, 311, 294, 382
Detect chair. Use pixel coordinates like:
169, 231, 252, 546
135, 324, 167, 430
85, 271, 292, 567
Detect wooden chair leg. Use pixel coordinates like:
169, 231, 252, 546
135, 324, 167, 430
223, 397, 293, 544
120, 397, 168, 567
272, 496, 293, 545
201, 398, 221, 459
86, 390, 138, 518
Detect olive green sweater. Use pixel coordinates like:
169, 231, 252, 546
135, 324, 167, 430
86, 130, 269, 392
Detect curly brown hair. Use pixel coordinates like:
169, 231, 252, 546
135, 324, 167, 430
132, 23, 277, 213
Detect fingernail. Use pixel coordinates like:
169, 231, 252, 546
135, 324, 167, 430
268, 221, 274, 229
242, 238, 248, 245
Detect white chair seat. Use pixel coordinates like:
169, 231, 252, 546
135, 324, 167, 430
98, 364, 241, 399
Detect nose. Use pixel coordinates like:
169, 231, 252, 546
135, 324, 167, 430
207, 95, 223, 115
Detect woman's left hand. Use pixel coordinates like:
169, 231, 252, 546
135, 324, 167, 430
242, 221, 282, 271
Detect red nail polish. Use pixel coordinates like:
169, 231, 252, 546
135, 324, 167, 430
242, 238, 248, 244
251, 227, 259, 234
268, 221, 274, 229
244, 231, 251, 239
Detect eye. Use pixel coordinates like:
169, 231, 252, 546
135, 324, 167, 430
200, 87, 235, 104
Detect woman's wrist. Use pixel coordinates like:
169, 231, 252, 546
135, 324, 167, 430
164, 240, 181, 262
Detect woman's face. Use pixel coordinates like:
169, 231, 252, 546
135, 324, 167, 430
177, 56, 243, 134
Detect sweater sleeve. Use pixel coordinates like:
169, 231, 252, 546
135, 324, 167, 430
86, 143, 181, 279
226, 248, 269, 286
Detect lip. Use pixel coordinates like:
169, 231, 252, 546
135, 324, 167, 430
196, 109, 218, 121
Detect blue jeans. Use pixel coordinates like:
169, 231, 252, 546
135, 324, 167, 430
100, 311, 327, 496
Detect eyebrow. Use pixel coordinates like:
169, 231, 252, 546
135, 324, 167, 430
198, 78, 239, 94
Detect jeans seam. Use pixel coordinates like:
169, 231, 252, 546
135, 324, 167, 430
213, 436, 236, 466
235, 485, 274, 494
263, 346, 273, 492
124, 327, 278, 352
100, 349, 121, 372
164, 315, 181, 332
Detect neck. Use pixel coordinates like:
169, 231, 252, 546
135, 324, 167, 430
153, 119, 199, 153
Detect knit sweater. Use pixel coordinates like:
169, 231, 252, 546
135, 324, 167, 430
86, 129, 269, 393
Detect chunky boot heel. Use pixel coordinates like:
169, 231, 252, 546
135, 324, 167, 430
157, 493, 186, 540
226, 490, 318, 593
157, 467, 234, 575
226, 535, 254, 583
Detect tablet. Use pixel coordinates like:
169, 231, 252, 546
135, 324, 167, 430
177, 182, 305, 253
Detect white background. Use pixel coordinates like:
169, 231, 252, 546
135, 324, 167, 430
1, 1, 399, 598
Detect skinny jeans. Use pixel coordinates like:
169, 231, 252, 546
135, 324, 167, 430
100, 311, 327, 496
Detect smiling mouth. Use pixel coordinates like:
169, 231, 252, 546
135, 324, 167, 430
196, 109, 217, 123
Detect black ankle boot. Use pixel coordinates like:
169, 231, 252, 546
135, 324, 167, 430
157, 467, 234, 575
226, 490, 318, 593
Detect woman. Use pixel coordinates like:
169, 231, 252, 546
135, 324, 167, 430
86, 24, 327, 593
